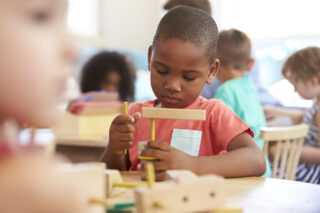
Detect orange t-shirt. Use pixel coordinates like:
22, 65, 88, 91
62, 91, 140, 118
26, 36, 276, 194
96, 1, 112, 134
128, 96, 253, 170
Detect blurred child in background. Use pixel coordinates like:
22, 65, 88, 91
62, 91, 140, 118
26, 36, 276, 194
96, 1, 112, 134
214, 29, 271, 177
281, 47, 320, 184
0, 0, 86, 212
80, 51, 136, 101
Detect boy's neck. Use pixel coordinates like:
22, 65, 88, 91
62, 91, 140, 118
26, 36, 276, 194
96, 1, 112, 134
218, 67, 246, 83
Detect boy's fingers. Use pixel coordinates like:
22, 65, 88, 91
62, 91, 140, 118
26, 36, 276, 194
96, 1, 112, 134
116, 132, 134, 142
108, 141, 132, 153
117, 123, 135, 133
132, 112, 141, 125
113, 114, 134, 125
140, 148, 166, 160
152, 161, 170, 171
146, 141, 171, 151
113, 141, 133, 150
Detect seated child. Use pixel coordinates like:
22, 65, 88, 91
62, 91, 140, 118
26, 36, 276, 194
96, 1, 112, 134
281, 47, 320, 184
213, 29, 271, 177
0, 0, 86, 212
101, 7, 266, 180
80, 51, 136, 101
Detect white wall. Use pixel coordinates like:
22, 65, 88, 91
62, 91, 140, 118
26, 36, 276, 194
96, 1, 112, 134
101, 0, 163, 51
69, 0, 320, 50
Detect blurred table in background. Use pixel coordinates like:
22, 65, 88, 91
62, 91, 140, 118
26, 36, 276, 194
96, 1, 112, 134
19, 129, 107, 163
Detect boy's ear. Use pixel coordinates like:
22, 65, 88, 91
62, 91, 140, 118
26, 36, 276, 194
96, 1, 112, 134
206, 59, 220, 84
247, 58, 255, 71
148, 45, 152, 71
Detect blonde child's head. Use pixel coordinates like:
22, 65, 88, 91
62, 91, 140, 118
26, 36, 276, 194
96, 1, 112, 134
215, 29, 254, 82
282, 47, 320, 100
0, 0, 76, 127
148, 6, 220, 108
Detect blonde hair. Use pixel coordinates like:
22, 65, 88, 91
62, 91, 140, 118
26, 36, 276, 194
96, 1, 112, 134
282, 47, 320, 82
216, 29, 251, 70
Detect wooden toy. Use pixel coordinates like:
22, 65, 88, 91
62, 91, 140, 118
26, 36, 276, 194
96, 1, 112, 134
134, 171, 225, 213
58, 163, 106, 213
138, 107, 206, 161
105, 169, 147, 198
53, 102, 122, 141
123, 102, 129, 155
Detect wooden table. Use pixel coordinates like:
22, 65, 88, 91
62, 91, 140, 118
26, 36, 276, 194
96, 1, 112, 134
55, 137, 107, 163
120, 172, 320, 213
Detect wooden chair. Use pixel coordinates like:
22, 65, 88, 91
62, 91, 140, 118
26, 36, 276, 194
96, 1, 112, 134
259, 124, 309, 180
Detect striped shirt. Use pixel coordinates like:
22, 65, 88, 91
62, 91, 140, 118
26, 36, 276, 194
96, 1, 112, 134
295, 104, 320, 184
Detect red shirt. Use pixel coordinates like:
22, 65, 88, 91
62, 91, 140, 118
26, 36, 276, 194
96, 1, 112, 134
128, 97, 253, 170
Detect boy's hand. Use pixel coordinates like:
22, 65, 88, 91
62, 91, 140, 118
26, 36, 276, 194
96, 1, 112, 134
108, 112, 141, 155
140, 141, 195, 181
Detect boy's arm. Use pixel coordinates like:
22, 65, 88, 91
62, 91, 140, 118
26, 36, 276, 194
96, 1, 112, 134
192, 131, 266, 177
101, 113, 141, 170
142, 131, 266, 180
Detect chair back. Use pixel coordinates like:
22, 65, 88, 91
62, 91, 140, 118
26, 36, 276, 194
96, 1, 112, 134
260, 124, 309, 180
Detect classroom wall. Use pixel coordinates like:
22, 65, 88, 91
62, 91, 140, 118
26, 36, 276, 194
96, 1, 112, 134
100, 0, 163, 51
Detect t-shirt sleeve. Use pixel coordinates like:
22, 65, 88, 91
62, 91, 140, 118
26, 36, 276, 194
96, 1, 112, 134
209, 100, 254, 153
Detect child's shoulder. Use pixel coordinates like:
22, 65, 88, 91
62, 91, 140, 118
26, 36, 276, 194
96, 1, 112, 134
198, 97, 231, 112
128, 99, 156, 113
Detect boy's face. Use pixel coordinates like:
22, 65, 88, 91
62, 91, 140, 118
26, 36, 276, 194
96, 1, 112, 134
148, 38, 219, 108
0, 0, 75, 126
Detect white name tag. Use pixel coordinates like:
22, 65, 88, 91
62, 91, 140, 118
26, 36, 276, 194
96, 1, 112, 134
170, 129, 202, 156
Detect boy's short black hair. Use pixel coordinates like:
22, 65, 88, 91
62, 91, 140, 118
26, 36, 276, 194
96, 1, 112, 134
163, 0, 212, 15
152, 6, 218, 63
80, 51, 135, 101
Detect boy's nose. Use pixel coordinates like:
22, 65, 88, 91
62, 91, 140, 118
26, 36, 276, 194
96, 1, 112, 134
164, 78, 181, 92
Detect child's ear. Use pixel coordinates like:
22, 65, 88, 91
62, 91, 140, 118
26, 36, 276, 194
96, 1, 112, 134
206, 59, 220, 84
148, 45, 152, 71
247, 58, 255, 71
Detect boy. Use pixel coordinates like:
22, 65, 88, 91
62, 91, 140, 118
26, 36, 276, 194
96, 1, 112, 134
214, 29, 271, 177
102, 7, 266, 180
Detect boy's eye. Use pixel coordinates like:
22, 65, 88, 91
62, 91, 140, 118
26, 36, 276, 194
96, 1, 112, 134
156, 69, 168, 75
183, 76, 196, 81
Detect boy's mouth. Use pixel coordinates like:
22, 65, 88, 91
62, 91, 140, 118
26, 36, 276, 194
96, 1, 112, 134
162, 95, 180, 104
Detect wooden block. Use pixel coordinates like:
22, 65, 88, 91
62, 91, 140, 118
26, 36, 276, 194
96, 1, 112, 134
53, 111, 118, 141
105, 170, 126, 198
135, 175, 225, 213
166, 170, 198, 182
58, 163, 106, 213
142, 107, 206, 121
